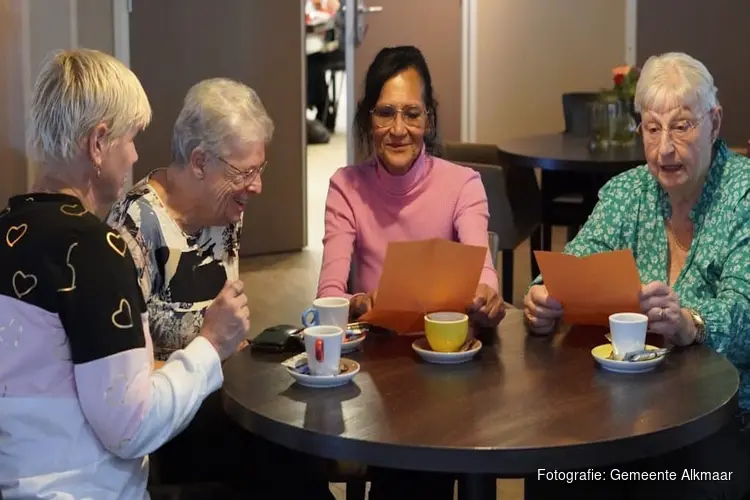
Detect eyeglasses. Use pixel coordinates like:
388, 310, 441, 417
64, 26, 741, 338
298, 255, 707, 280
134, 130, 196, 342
370, 105, 428, 129
215, 156, 267, 186
636, 112, 710, 144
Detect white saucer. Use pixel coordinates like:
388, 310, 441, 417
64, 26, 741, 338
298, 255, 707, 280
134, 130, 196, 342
411, 338, 482, 364
591, 344, 666, 374
341, 334, 366, 353
286, 358, 360, 388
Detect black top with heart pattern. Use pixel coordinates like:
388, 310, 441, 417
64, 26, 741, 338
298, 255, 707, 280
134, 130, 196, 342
0, 193, 146, 364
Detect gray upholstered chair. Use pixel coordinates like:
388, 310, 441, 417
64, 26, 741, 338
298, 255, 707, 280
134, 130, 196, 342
441, 142, 542, 303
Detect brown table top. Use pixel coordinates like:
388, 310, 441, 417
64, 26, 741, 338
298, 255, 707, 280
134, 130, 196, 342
221, 309, 739, 475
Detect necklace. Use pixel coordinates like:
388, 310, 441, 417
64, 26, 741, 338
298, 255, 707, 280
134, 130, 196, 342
666, 219, 690, 252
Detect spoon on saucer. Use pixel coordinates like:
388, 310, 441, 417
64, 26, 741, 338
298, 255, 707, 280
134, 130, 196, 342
604, 334, 670, 362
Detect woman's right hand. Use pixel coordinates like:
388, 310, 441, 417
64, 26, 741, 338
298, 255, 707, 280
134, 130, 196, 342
523, 285, 563, 334
200, 280, 251, 360
349, 290, 377, 321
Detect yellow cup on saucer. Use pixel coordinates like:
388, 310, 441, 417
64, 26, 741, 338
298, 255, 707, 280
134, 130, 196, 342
424, 312, 469, 352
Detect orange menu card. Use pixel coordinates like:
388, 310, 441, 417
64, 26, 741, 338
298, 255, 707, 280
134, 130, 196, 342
533, 249, 642, 326
360, 238, 487, 334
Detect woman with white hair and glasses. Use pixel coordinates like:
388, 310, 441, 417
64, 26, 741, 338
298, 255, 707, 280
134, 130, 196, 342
108, 78, 272, 361
524, 52, 750, 499
107, 78, 334, 499
0, 50, 249, 499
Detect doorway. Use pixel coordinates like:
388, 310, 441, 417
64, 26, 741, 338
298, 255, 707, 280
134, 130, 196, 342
304, 0, 347, 251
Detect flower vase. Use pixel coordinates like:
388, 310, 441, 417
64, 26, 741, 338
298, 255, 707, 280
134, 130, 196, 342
611, 99, 637, 148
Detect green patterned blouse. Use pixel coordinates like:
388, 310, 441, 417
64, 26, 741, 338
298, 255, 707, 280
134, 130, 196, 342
533, 139, 750, 410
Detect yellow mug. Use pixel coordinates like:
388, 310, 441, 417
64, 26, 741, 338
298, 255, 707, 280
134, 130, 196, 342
424, 312, 469, 352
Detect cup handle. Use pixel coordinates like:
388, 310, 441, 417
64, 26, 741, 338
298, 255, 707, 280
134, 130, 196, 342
315, 337, 324, 362
301, 308, 319, 327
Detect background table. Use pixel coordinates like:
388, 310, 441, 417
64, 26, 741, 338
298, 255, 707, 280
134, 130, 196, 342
497, 133, 647, 251
496, 133, 646, 174
222, 310, 738, 499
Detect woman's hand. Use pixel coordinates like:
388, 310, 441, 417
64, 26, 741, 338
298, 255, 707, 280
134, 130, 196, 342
523, 285, 563, 334
200, 280, 251, 361
639, 281, 694, 345
349, 290, 377, 321
468, 283, 505, 327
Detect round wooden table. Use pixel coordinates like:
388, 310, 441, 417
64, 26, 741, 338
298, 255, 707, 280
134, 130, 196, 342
496, 132, 646, 174
222, 310, 739, 500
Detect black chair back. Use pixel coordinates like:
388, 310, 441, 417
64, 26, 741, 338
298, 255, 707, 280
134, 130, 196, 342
562, 92, 600, 137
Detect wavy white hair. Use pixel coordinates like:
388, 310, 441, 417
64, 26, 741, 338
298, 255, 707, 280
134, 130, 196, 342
171, 78, 274, 165
27, 48, 151, 165
634, 52, 719, 115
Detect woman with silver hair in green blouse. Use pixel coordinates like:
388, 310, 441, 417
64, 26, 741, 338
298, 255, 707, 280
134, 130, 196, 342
524, 52, 750, 499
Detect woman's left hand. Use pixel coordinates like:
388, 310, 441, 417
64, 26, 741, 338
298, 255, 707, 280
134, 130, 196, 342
639, 281, 690, 342
468, 283, 505, 328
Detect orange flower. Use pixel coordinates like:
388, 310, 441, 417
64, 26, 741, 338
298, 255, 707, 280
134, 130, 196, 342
612, 65, 632, 77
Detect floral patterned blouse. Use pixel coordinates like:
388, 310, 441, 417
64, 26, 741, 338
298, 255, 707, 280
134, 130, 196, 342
533, 139, 750, 410
106, 173, 241, 361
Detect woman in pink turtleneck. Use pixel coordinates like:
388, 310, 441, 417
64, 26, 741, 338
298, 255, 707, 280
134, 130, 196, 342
317, 45, 504, 500
317, 46, 504, 332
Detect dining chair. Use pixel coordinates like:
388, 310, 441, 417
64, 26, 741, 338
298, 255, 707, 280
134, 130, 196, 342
539, 92, 603, 247
441, 142, 543, 301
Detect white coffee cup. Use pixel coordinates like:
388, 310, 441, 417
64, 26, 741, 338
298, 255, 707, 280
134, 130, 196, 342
301, 297, 349, 330
609, 312, 648, 360
303, 325, 344, 376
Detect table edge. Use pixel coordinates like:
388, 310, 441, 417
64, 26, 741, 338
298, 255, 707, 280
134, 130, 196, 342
221, 379, 738, 475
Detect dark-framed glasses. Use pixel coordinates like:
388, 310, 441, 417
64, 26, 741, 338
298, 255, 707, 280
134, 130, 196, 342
370, 104, 428, 128
216, 156, 267, 186
635, 112, 710, 144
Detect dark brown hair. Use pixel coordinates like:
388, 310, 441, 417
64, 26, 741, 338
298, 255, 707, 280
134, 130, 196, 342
353, 45, 442, 156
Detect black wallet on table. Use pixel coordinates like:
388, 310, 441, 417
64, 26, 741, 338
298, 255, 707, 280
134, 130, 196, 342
250, 324, 305, 353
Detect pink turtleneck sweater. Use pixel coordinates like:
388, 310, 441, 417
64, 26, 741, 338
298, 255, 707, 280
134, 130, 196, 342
317, 148, 499, 299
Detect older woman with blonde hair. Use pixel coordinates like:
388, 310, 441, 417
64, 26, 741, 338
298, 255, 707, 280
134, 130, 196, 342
0, 49, 249, 499
107, 78, 334, 499
524, 52, 750, 499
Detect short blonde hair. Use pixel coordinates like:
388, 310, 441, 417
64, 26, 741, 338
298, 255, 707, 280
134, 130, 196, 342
634, 52, 719, 115
27, 48, 152, 164
171, 78, 274, 165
